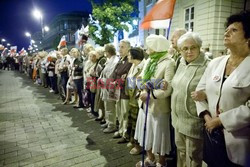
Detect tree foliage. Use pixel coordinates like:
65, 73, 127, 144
89, 0, 138, 46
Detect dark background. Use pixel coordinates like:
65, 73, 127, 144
0, 0, 93, 50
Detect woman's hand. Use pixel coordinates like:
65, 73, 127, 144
204, 113, 212, 122
191, 90, 207, 101
139, 92, 147, 102
160, 80, 168, 90
205, 117, 222, 133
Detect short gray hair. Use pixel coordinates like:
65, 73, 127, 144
120, 39, 131, 49
177, 32, 202, 49
95, 47, 105, 58
173, 28, 187, 37
104, 43, 116, 55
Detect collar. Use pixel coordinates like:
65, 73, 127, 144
180, 52, 208, 66
157, 53, 169, 64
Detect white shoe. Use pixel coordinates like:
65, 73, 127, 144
103, 127, 116, 133
126, 142, 134, 148
113, 131, 121, 138
86, 108, 91, 113
101, 123, 108, 128
49, 90, 54, 93
129, 147, 142, 155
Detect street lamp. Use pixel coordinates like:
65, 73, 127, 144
44, 26, 49, 32
1, 38, 6, 44
32, 9, 44, 37
25, 32, 31, 37
7, 43, 10, 46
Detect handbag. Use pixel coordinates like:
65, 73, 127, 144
205, 128, 225, 146
203, 128, 226, 166
82, 89, 90, 107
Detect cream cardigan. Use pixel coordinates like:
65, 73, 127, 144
171, 53, 209, 139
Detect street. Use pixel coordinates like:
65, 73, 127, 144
0, 70, 141, 167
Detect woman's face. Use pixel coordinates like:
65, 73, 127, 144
104, 50, 110, 58
70, 49, 79, 58
180, 39, 200, 63
146, 48, 154, 55
60, 48, 68, 55
89, 53, 97, 62
224, 22, 248, 48
128, 52, 132, 63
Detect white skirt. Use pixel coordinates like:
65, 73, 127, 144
134, 107, 171, 155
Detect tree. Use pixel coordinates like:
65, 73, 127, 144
89, 0, 138, 46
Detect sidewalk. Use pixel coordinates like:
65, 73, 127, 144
0, 70, 141, 167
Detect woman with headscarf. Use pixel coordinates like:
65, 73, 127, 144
135, 34, 175, 167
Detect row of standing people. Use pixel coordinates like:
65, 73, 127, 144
22, 10, 249, 167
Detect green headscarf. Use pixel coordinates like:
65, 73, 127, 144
143, 51, 167, 81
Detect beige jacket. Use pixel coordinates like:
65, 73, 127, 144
138, 54, 175, 114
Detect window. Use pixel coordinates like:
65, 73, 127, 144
64, 21, 68, 30
155, 29, 159, 35
184, 6, 194, 31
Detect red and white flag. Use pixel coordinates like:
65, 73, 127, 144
140, 0, 176, 29
19, 47, 25, 55
58, 35, 67, 48
10, 46, 17, 53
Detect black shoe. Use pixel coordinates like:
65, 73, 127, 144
73, 106, 83, 109
100, 120, 106, 124
95, 118, 103, 121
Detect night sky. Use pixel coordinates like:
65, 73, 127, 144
0, 0, 93, 51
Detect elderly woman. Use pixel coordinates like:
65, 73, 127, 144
93, 47, 107, 122
101, 43, 119, 133
135, 34, 175, 167
171, 32, 209, 167
71, 48, 84, 108
126, 47, 145, 155
195, 10, 250, 167
87, 50, 103, 118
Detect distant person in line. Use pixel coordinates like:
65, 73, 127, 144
204, 47, 213, 59
170, 28, 187, 63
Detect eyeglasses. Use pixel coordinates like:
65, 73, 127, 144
181, 46, 198, 52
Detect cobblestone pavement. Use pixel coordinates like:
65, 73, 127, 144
0, 70, 141, 167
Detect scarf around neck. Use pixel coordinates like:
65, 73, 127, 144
143, 51, 167, 81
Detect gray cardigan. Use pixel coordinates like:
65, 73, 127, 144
171, 53, 209, 139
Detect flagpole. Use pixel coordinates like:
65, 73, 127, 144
166, 19, 172, 40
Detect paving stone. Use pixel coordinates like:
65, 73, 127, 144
0, 151, 17, 161
4, 153, 31, 165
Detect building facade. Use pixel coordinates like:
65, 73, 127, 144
32, 12, 89, 51
138, 0, 250, 57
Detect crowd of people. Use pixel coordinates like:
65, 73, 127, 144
1, 10, 250, 167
